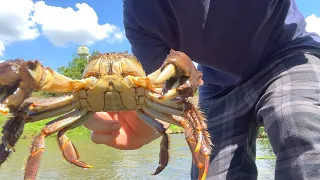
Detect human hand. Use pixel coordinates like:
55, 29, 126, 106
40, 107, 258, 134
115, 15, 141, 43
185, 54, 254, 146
84, 111, 164, 150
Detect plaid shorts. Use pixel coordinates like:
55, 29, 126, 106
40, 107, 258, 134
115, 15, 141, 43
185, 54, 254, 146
191, 49, 320, 180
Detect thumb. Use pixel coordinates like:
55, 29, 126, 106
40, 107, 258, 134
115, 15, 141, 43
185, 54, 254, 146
84, 112, 121, 133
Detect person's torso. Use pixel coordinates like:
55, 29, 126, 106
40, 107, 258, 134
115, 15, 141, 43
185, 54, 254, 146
123, 0, 320, 97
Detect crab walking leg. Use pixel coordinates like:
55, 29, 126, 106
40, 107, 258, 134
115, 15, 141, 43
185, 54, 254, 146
136, 110, 169, 175
0, 96, 80, 166
57, 113, 93, 168
147, 96, 211, 148
141, 106, 181, 126
193, 107, 212, 148
145, 98, 184, 117
26, 101, 81, 122
186, 104, 212, 151
0, 102, 31, 166
29, 94, 76, 112
141, 105, 211, 180
139, 106, 204, 175
188, 110, 204, 152
184, 104, 211, 180
146, 99, 211, 180
143, 92, 212, 180
24, 109, 88, 180
178, 116, 210, 180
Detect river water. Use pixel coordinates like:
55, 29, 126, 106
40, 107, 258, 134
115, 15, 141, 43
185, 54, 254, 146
0, 134, 275, 180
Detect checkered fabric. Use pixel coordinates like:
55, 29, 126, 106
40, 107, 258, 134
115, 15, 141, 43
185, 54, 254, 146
191, 49, 320, 180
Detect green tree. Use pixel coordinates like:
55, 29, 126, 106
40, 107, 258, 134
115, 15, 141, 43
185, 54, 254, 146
57, 50, 100, 79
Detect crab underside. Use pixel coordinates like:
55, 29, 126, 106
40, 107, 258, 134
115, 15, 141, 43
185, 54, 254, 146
0, 50, 212, 180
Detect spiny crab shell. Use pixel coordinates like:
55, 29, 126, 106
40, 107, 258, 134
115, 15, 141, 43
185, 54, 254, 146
0, 50, 212, 180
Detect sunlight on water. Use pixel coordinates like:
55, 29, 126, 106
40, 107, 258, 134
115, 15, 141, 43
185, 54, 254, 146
0, 134, 274, 180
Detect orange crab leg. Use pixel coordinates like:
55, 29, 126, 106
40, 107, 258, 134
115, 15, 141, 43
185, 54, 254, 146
24, 109, 88, 180
180, 116, 210, 180
57, 113, 93, 168
57, 131, 93, 168
185, 107, 211, 180
29, 94, 76, 112
0, 94, 81, 167
27, 101, 81, 122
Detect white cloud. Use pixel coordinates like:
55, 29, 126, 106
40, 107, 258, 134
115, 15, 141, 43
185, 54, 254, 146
0, 0, 39, 56
32, 2, 125, 47
0, 0, 125, 56
305, 14, 320, 35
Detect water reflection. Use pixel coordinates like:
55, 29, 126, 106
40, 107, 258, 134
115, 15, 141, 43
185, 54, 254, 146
0, 134, 275, 180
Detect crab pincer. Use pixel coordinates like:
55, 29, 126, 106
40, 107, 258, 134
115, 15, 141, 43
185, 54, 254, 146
0, 59, 88, 174
0, 59, 43, 166
0, 59, 42, 115
149, 50, 212, 180
153, 49, 203, 100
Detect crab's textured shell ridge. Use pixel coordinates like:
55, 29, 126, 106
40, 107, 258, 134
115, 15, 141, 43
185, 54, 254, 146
83, 51, 146, 78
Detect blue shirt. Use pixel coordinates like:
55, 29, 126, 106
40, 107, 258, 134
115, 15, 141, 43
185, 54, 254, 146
123, 0, 320, 99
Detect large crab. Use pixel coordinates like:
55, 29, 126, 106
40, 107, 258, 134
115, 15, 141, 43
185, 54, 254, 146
0, 50, 212, 180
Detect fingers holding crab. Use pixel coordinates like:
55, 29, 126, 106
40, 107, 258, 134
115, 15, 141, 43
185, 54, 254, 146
147, 50, 203, 100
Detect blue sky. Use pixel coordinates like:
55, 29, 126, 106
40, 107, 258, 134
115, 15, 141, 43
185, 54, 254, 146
0, 0, 319, 71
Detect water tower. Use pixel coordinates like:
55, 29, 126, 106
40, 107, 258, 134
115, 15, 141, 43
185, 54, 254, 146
77, 44, 90, 59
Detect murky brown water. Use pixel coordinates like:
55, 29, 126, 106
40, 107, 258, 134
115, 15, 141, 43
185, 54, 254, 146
0, 134, 275, 180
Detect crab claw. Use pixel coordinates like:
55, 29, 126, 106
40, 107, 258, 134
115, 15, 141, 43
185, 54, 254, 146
0, 59, 43, 114
0, 59, 85, 115
153, 50, 203, 99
